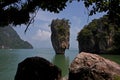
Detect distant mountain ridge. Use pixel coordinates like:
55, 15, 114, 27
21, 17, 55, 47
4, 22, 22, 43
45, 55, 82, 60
0, 26, 33, 49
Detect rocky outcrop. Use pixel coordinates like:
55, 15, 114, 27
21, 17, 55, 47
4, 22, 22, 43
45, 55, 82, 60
69, 52, 120, 80
51, 19, 70, 54
77, 15, 120, 54
15, 57, 61, 80
0, 26, 33, 49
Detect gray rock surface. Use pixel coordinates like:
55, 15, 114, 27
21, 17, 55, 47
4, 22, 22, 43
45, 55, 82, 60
69, 52, 120, 80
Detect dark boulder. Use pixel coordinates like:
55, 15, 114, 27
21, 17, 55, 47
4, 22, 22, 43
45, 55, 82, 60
69, 52, 120, 80
15, 56, 61, 80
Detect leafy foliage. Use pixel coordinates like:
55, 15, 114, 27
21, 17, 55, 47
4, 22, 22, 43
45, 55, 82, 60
84, 0, 120, 32
0, 0, 120, 29
51, 18, 70, 40
0, 0, 72, 27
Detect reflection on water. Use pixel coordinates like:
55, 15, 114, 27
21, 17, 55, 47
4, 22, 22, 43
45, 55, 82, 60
0, 49, 78, 80
52, 55, 69, 76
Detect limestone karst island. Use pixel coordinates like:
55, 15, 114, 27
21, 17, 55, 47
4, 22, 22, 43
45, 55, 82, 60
50, 19, 70, 55
0, 26, 33, 49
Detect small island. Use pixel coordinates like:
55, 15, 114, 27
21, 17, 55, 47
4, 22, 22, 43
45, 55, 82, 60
0, 26, 33, 49
77, 15, 120, 54
50, 19, 70, 54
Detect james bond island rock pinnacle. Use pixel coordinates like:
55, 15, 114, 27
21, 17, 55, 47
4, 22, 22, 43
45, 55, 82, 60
50, 19, 70, 54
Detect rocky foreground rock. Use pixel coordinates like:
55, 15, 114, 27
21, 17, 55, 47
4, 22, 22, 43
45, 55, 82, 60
15, 57, 61, 80
51, 19, 70, 54
15, 52, 120, 80
69, 52, 120, 80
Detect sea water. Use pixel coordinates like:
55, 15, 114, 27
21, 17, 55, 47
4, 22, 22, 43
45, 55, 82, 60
0, 48, 78, 80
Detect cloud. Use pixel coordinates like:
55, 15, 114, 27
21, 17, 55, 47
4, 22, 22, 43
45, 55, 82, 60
38, 23, 51, 31
32, 29, 51, 41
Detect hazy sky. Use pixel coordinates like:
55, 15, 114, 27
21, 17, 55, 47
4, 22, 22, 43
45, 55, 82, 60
14, 1, 105, 49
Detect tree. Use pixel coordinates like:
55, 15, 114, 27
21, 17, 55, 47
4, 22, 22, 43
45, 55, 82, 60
0, 0, 71, 31
0, 0, 120, 30
81, 0, 120, 26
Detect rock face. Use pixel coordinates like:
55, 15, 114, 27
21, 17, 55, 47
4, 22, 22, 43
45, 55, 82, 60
15, 57, 61, 80
77, 15, 120, 54
51, 19, 70, 54
0, 26, 33, 49
69, 52, 120, 80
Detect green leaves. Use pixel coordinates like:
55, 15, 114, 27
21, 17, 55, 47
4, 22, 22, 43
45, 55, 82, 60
0, 0, 70, 27
0, 0, 120, 29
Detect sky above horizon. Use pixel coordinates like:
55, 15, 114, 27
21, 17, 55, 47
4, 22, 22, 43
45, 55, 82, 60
14, 1, 105, 49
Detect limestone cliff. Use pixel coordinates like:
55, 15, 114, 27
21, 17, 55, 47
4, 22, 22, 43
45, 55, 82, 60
51, 19, 70, 54
77, 15, 120, 54
0, 26, 33, 49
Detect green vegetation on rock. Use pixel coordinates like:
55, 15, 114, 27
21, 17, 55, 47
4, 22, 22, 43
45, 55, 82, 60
77, 15, 120, 54
50, 19, 70, 54
0, 26, 33, 49
114, 75, 120, 80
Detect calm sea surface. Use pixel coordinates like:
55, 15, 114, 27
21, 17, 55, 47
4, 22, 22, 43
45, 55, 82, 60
0, 48, 78, 80
0, 49, 120, 80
